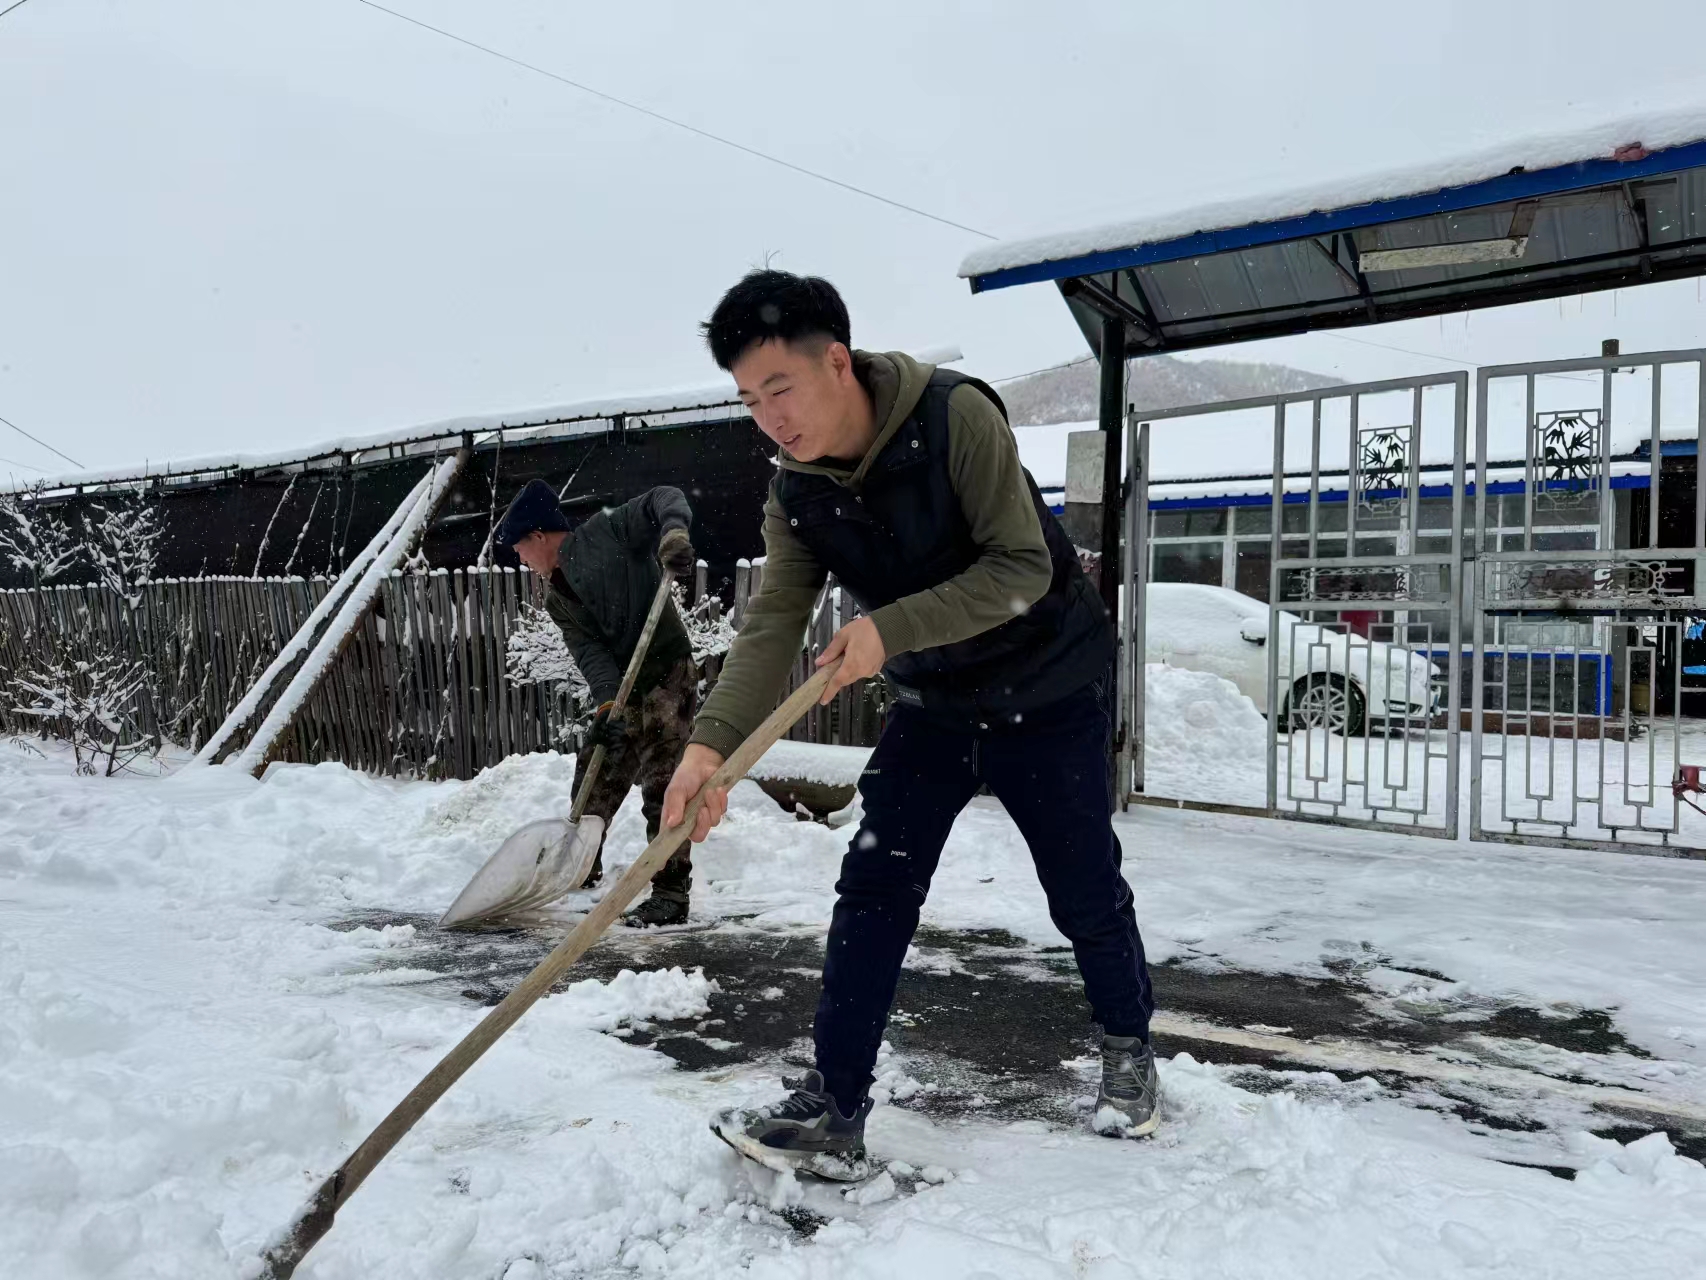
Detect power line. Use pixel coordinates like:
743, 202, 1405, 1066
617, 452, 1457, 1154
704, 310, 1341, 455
1319, 330, 1597, 383
0, 411, 83, 468
0, 0, 40, 23
990, 354, 1096, 385
0, 453, 46, 473
349, 0, 995, 240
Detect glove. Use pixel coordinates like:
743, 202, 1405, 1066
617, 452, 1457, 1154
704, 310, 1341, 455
585, 701, 631, 751
658, 527, 696, 578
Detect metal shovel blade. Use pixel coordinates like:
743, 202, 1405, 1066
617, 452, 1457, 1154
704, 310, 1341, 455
438, 815, 606, 930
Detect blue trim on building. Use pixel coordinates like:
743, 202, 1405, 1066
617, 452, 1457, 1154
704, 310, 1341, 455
1144, 474, 1649, 511
1043, 472, 1649, 516
968, 138, 1706, 292
1426, 648, 1613, 716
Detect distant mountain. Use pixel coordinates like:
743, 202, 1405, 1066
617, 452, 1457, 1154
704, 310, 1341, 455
997, 353, 1340, 426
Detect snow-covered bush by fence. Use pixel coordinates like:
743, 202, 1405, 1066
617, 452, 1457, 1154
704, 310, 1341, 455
0, 485, 81, 587
7, 636, 156, 775
674, 580, 737, 665
80, 492, 161, 608
1, 488, 167, 765
0, 484, 161, 599
505, 602, 596, 750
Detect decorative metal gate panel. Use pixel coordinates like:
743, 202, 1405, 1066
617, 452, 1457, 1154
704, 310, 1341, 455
1470, 349, 1706, 857
1122, 373, 1466, 838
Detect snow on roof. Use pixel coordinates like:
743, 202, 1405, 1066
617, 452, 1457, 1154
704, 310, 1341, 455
9, 346, 964, 496
960, 107, 1706, 281
4, 383, 747, 496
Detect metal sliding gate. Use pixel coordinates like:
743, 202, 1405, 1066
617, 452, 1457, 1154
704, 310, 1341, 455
1122, 373, 1466, 838
1470, 349, 1706, 857
1119, 347, 1706, 859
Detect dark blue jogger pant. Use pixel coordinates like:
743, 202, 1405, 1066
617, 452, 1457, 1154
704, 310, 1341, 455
815, 676, 1154, 1115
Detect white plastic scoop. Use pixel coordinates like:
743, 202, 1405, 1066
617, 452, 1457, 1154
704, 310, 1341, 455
439, 573, 674, 929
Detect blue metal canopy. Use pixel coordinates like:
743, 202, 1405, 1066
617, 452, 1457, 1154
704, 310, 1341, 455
962, 130, 1706, 357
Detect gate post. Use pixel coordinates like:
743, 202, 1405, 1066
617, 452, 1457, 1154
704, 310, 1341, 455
1097, 316, 1126, 621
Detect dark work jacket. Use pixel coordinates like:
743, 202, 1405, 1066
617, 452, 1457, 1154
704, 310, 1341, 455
545, 487, 693, 703
772, 370, 1112, 722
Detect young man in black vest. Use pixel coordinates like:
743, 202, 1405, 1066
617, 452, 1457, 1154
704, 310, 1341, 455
661, 271, 1158, 1173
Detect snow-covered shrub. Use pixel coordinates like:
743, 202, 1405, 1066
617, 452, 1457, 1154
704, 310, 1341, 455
505, 602, 596, 750
80, 491, 161, 609
674, 581, 738, 665
0, 486, 80, 587
0, 487, 167, 764
8, 638, 155, 775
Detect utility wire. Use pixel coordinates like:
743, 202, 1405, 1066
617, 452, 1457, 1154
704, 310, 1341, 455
1320, 330, 1487, 367
1319, 330, 1597, 383
0, 411, 83, 468
349, 0, 995, 240
0, 0, 40, 23
0, 453, 46, 473
990, 354, 1096, 385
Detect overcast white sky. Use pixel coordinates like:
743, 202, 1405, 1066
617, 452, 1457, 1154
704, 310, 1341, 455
5, 0, 1706, 478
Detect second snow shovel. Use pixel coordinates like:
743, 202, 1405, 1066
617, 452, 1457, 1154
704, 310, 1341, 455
440, 572, 676, 929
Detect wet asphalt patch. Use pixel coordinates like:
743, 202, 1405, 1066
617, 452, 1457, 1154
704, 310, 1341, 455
328, 909, 1704, 1167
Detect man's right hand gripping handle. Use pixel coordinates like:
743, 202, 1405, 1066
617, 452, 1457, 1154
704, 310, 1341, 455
662, 743, 729, 843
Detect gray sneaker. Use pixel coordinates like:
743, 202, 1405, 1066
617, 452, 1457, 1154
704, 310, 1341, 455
710, 1070, 874, 1181
1093, 1034, 1161, 1138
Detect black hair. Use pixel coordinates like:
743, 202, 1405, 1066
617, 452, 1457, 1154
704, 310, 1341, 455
702, 270, 852, 370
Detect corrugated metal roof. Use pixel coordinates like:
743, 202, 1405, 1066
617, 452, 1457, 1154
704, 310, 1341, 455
963, 116, 1706, 357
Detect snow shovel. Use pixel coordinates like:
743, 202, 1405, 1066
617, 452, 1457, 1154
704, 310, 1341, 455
256, 659, 842, 1279
439, 572, 676, 929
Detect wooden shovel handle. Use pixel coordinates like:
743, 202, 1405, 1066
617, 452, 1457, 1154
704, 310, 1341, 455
569, 571, 677, 824
258, 661, 841, 1277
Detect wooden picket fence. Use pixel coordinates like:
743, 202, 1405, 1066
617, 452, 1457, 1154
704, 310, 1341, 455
0, 563, 884, 780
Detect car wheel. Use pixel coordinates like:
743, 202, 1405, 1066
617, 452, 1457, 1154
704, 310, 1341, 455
1285, 673, 1366, 736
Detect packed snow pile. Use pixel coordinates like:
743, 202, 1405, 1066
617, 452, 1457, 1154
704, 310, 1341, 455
551, 966, 714, 1033
746, 739, 871, 786
1142, 663, 1270, 806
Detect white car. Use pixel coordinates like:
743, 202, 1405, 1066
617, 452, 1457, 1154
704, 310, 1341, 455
1144, 583, 1442, 735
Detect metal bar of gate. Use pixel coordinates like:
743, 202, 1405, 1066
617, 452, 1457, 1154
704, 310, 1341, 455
1471, 370, 1491, 842
1697, 356, 1706, 553
1268, 402, 1285, 813
1446, 375, 1467, 841
1600, 366, 1615, 552
1651, 364, 1664, 551
1122, 412, 1149, 801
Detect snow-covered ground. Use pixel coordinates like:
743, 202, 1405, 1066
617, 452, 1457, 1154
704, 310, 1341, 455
5, 729, 1706, 1278
1142, 662, 1706, 850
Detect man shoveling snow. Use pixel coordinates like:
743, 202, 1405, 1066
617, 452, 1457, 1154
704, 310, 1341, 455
498, 479, 701, 927
662, 269, 1160, 1176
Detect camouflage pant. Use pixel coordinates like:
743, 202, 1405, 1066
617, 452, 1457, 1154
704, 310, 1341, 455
577, 655, 697, 902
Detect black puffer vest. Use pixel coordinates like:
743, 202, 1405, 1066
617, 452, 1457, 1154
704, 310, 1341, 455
773, 369, 1113, 722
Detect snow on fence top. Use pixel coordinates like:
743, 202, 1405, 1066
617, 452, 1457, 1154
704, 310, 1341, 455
960, 107, 1706, 281
6, 347, 963, 498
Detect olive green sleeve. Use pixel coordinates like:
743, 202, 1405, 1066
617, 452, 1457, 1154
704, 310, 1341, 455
689, 485, 828, 759
865, 383, 1053, 657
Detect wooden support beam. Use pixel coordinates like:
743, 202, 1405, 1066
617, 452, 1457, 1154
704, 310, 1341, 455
231, 448, 469, 778
192, 466, 440, 766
